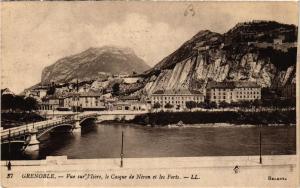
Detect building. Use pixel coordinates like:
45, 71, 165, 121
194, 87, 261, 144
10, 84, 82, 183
24, 86, 48, 101
78, 84, 91, 93
113, 101, 149, 111
63, 91, 105, 111
91, 80, 110, 90
39, 95, 61, 111
112, 95, 150, 111
206, 81, 261, 104
123, 77, 141, 84
119, 96, 141, 102
113, 73, 130, 78
150, 89, 204, 110
281, 83, 296, 99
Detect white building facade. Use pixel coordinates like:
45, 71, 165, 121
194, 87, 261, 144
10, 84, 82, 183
206, 81, 261, 104
150, 90, 204, 110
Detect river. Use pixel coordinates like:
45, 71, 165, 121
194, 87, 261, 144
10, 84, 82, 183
1, 122, 296, 160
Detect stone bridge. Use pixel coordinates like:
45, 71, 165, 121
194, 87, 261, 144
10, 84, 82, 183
1, 111, 147, 154
1, 113, 98, 153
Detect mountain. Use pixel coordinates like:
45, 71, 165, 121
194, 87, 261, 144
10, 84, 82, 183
41, 46, 150, 83
141, 21, 297, 94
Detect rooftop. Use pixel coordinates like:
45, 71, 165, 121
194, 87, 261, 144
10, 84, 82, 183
60, 90, 102, 98
119, 95, 140, 101
207, 81, 260, 89
152, 89, 202, 95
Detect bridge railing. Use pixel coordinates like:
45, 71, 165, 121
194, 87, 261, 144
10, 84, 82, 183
1, 112, 98, 140
1, 118, 76, 140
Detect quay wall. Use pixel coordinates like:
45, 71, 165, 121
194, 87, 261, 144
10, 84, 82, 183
1, 155, 297, 187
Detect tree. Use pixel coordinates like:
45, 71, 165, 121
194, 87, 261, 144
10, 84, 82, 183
286, 98, 296, 108
1, 94, 39, 113
239, 100, 252, 109
196, 102, 205, 108
253, 99, 262, 110
209, 101, 217, 108
153, 102, 161, 111
144, 115, 150, 125
186, 101, 197, 111
24, 97, 38, 112
47, 86, 56, 95
219, 101, 229, 109
164, 103, 173, 109
112, 83, 120, 96
14, 95, 26, 111
230, 101, 240, 108
1, 94, 14, 111
208, 101, 217, 109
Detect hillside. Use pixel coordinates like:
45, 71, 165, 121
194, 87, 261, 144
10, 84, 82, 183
141, 20, 297, 94
41, 46, 150, 84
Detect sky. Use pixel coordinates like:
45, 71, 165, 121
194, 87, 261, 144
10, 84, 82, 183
1, 1, 298, 93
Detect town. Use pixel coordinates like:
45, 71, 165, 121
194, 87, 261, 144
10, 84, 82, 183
2, 76, 295, 116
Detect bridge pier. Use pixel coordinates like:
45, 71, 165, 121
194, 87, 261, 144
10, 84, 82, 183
24, 129, 40, 153
72, 117, 81, 133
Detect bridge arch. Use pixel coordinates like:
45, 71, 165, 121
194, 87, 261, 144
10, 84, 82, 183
37, 124, 73, 139
79, 116, 97, 124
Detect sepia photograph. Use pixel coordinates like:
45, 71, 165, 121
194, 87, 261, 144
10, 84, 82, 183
0, 1, 299, 187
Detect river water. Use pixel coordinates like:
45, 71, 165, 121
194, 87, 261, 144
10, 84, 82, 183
1, 122, 296, 160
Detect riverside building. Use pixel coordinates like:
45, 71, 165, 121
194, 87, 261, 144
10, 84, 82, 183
38, 95, 61, 111
150, 89, 204, 110
62, 91, 105, 111
112, 96, 150, 111
206, 81, 261, 104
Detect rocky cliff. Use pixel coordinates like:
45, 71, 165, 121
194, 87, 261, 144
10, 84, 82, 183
41, 46, 150, 84
142, 21, 297, 94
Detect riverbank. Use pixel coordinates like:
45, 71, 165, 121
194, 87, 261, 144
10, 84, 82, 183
1, 112, 45, 129
128, 110, 296, 126
1, 155, 297, 187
